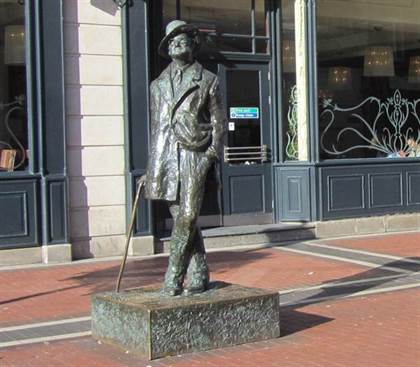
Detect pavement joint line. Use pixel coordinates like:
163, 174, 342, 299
278, 273, 413, 294
303, 242, 420, 264
276, 247, 412, 274
312, 229, 420, 242
280, 281, 420, 306
0, 316, 91, 333
0, 331, 92, 349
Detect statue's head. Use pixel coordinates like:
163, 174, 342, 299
158, 20, 200, 61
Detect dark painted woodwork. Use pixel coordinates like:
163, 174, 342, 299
0, 1, 68, 249
0, 179, 38, 249
276, 167, 311, 221
320, 163, 420, 219
123, 2, 153, 235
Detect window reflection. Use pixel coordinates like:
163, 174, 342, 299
162, 0, 177, 29
208, 35, 252, 53
0, 1, 27, 172
180, 0, 252, 35
162, 0, 270, 55
255, 0, 269, 36
317, 1, 420, 160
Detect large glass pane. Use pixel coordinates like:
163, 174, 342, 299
282, 0, 309, 161
226, 70, 262, 164
162, 0, 177, 29
162, 1, 270, 55
181, 0, 252, 35
255, 38, 270, 54
318, 1, 420, 160
207, 35, 252, 53
255, 0, 269, 36
0, 0, 27, 172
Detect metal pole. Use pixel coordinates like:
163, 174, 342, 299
115, 175, 147, 292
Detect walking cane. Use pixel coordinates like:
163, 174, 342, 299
115, 175, 147, 292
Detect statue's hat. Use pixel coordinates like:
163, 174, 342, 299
158, 20, 199, 58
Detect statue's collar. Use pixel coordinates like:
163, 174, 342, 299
156, 61, 203, 105
171, 61, 193, 74
160, 61, 203, 82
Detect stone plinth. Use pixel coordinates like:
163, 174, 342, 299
91, 282, 280, 360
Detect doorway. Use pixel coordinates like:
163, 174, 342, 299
219, 62, 273, 225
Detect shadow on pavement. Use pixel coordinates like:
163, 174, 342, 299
64, 248, 274, 294
280, 256, 420, 336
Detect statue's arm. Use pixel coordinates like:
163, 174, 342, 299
149, 82, 158, 125
207, 77, 226, 161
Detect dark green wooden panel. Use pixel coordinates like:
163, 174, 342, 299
319, 163, 420, 219
0, 180, 39, 249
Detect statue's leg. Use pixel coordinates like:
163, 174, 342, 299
183, 153, 212, 294
163, 203, 182, 295
163, 149, 207, 296
163, 202, 195, 296
185, 227, 210, 294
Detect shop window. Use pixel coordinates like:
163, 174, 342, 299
0, 1, 27, 172
162, 0, 270, 55
317, 1, 420, 160
282, 0, 309, 161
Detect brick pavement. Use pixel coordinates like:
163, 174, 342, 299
323, 231, 420, 258
1, 289, 418, 367
0, 248, 371, 327
0, 231, 419, 366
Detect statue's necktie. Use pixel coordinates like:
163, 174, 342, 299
174, 69, 182, 89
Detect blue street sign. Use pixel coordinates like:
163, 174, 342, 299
229, 107, 259, 119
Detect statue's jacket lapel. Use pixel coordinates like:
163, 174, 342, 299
170, 62, 214, 151
145, 61, 218, 201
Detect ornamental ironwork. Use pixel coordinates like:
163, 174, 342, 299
320, 89, 420, 158
286, 85, 298, 160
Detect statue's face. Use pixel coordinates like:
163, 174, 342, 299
168, 33, 194, 61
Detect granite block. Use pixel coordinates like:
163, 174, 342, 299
91, 282, 280, 360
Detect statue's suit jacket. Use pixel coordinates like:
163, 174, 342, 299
145, 61, 226, 202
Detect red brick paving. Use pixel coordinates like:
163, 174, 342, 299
1, 232, 420, 366
0, 249, 372, 327
323, 231, 420, 258
1, 289, 419, 367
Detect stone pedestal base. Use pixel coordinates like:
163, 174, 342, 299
91, 282, 280, 360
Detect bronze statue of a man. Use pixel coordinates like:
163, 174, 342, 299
145, 20, 226, 296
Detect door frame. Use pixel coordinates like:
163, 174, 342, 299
218, 61, 274, 226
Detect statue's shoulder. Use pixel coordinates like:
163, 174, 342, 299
200, 66, 217, 80
150, 68, 169, 93
199, 66, 218, 86
149, 80, 159, 96
151, 65, 171, 86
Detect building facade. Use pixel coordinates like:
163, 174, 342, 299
1, 0, 420, 265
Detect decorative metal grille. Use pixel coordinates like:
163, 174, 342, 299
320, 90, 420, 158
286, 85, 298, 160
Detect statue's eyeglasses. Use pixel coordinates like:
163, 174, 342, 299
168, 38, 191, 47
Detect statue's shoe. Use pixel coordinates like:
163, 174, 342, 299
162, 284, 183, 296
184, 279, 209, 296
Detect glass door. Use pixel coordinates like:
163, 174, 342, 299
219, 62, 273, 225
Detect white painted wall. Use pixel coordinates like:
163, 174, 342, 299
63, 0, 127, 259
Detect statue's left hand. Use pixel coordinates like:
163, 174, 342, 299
205, 146, 219, 162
